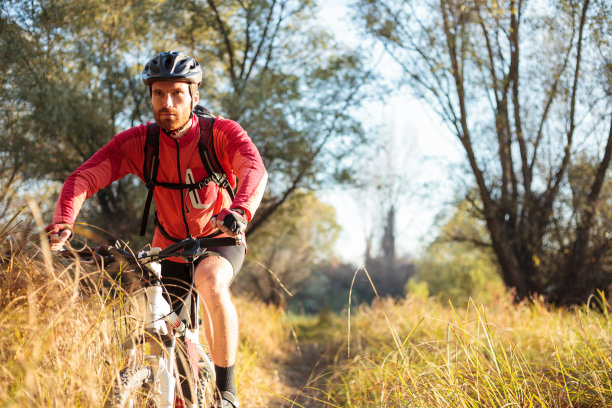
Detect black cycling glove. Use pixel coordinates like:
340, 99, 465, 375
216, 208, 247, 234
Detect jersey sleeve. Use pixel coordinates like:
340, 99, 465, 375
52, 126, 146, 225
212, 117, 268, 221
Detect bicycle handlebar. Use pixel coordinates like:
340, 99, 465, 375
158, 235, 241, 258
59, 233, 242, 265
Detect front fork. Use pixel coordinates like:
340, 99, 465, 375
133, 265, 207, 407
140, 334, 177, 408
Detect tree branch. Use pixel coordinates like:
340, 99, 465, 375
588, 115, 612, 204
530, 23, 575, 176
262, 0, 287, 73
478, 1, 514, 215
546, 0, 589, 207
244, 0, 277, 81
238, 0, 252, 82
207, 0, 238, 88
509, 0, 531, 194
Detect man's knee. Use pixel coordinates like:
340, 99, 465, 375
194, 255, 234, 297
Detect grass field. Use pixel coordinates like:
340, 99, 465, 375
0, 247, 610, 407
292, 290, 612, 407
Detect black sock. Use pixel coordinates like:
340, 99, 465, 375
215, 364, 236, 395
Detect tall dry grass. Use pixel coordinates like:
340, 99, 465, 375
305, 283, 612, 408
234, 295, 303, 406
0, 235, 298, 407
0, 246, 121, 406
1, 220, 610, 407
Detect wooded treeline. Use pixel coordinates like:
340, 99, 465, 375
1, 0, 610, 307
0, 0, 378, 308
356, 0, 611, 305
0, 0, 371, 236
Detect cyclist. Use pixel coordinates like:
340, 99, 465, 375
46, 51, 267, 408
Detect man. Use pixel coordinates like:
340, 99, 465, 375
46, 51, 267, 408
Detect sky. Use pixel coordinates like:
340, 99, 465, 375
317, 1, 465, 265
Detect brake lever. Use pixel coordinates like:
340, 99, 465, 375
235, 234, 244, 247
178, 238, 201, 259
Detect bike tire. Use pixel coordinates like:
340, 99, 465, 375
197, 359, 215, 407
111, 365, 156, 408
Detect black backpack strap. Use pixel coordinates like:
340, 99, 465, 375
139, 111, 235, 237
197, 116, 236, 200
140, 123, 161, 236
154, 213, 181, 242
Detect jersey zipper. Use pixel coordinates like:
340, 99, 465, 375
175, 139, 191, 238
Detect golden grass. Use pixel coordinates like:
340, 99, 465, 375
0, 245, 299, 407
0, 249, 120, 406
310, 284, 612, 408
1, 240, 610, 408
234, 295, 300, 406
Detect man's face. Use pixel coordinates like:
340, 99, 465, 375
151, 81, 198, 131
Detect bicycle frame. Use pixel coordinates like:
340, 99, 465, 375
124, 260, 190, 407
142, 260, 214, 407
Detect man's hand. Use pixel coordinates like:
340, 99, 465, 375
45, 223, 73, 251
210, 209, 247, 237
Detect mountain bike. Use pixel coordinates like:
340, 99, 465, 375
59, 232, 241, 408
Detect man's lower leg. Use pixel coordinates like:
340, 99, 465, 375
215, 364, 236, 395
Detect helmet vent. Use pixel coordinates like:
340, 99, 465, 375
141, 51, 202, 86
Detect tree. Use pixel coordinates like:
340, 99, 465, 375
0, 0, 160, 243
355, 118, 416, 298
0, 0, 374, 245
0, 79, 25, 224
356, 0, 612, 304
167, 0, 374, 235
234, 190, 340, 307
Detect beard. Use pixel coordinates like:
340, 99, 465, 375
154, 106, 191, 131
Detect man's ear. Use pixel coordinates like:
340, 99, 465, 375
193, 89, 199, 104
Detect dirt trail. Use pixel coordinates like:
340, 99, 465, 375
247, 314, 344, 408
271, 341, 335, 408
237, 302, 346, 407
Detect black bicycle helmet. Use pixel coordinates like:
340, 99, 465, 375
141, 51, 202, 85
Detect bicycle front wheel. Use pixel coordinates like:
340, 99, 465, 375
110, 365, 156, 408
197, 359, 215, 407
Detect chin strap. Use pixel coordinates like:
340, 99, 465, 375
161, 113, 193, 137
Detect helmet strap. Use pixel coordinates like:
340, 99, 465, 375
152, 82, 199, 137
157, 84, 197, 137
161, 112, 193, 137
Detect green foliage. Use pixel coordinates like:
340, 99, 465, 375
0, 0, 159, 243
289, 261, 358, 314
409, 199, 502, 305
235, 190, 341, 306
0, 0, 374, 249
409, 248, 500, 306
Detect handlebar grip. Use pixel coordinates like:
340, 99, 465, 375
57, 247, 115, 263
157, 237, 196, 257
197, 236, 241, 248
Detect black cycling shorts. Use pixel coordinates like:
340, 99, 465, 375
160, 243, 245, 326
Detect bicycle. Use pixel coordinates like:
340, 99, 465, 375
59, 232, 241, 408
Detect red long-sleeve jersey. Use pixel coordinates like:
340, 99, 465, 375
53, 115, 268, 250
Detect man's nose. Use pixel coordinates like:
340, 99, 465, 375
162, 93, 174, 107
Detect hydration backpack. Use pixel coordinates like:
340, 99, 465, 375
139, 105, 236, 236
